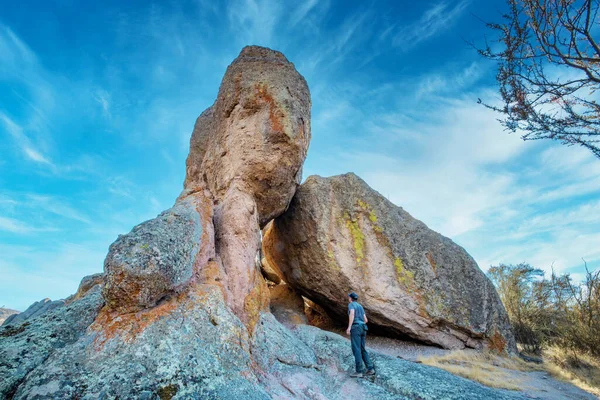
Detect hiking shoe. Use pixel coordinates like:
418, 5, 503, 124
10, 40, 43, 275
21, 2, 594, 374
349, 372, 363, 378
365, 369, 375, 376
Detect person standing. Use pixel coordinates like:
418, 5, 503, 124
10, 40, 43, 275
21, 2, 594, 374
346, 292, 375, 377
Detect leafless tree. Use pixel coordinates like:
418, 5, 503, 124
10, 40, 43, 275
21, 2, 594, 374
478, 0, 600, 158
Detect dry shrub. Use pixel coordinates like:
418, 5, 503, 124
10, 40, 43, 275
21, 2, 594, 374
544, 346, 600, 397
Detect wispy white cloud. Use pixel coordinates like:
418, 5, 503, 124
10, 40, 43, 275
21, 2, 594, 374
0, 25, 37, 72
23, 147, 52, 165
0, 112, 55, 167
391, 0, 471, 51
226, 0, 282, 46
289, 0, 320, 27
0, 216, 57, 234
24, 194, 91, 224
415, 62, 483, 99
93, 89, 111, 118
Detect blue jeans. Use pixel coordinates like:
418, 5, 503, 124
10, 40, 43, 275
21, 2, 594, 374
350, 324, 373, 373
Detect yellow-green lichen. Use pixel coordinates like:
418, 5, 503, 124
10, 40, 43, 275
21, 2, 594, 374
356, 199, 382, 232
344, 211, 365, 264
394, 257, 414, 288
327, 249, 335, 259
327, 247, 341, 271
368, 210, 378, 224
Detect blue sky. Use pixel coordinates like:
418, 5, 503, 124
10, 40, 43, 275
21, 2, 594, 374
1, 0, 599, 311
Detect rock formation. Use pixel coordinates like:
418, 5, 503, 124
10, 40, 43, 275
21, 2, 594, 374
263, 173, 516, 352
0, 46, 521, 399
180, 45, 311, 325
0, 308, 19, 325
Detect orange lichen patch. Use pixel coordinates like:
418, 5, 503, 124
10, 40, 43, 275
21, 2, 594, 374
90, 293, 180, 351
487, 330, 507, 353
103, 270, 147, 313
254, 83, 285, 133
426, 252, 437, 274
243, 274, 270, 334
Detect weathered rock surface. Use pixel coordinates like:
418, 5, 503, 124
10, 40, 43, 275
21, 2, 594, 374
103, 195, 208, 313
5, 285, 268, 400
2, 299, 65, 327
251, 315, 524, 400
182, 46, 311, 226
0, 285, 105, 399
263, 173, 516, 352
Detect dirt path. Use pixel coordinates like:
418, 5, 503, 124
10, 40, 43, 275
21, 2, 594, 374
329, 329, 597, 400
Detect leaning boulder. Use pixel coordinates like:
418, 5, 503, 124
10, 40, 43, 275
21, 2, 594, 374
263, 173, 516, 352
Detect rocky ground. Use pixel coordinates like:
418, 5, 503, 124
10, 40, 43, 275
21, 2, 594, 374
328, 328, 597, 400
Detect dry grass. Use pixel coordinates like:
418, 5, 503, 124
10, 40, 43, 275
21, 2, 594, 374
543, 346, 600, 397
418, 350, 541, 391
419, 347, 600, 396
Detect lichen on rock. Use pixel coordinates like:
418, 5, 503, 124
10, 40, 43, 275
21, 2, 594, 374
263, 173, 517, 352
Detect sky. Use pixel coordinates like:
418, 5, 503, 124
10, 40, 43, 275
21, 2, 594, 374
1, 0, 599, 311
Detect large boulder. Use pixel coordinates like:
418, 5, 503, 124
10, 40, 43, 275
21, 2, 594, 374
263, 173, 516, 352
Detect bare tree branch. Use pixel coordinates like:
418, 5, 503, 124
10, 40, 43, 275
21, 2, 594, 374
479, 0, 600, 158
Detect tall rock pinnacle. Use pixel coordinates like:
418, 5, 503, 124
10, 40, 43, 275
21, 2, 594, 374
179, 46, 311, 324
